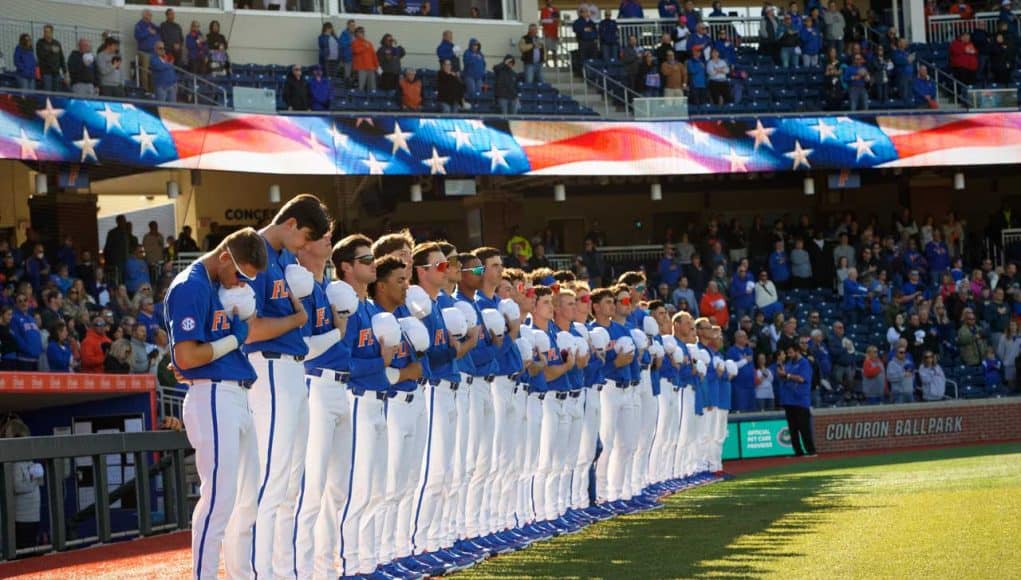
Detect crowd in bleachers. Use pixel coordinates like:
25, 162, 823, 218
0, 217, 233, 385
500, 205, 1021, 408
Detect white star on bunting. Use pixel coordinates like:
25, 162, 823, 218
422, 147, 450, 175
745, 120, 775, 151
131, 126, 158, 157
362, 153, 388, 175
73, 127, 101, 163
811, 119, 836, 142
14, 129, 39, 160
482, 144, 510, 171
447, 126, 472, 150
847, 135, 876, 162
725, 147, 750, 172
97, 104, 122, 133
36, 98, 64, 135
784, 140, 813, 170
385, 123, 414, 155
327, 123, 349, 148
466, 119, 486, 130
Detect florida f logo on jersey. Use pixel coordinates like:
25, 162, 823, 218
271, 279, 290, 300
211, 310, 232, 332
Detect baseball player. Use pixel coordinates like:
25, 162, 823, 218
725, 330, 756, 471
408, 242, 481, 572
166, 228, 267, 579
672, 311, 701, 482
693, 317, 719, 476
589, 287, 636, 512
290, 228, 353, 580
646, 300, 678, 491
221, 195, 328, 580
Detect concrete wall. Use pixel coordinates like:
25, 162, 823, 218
3, 0, 537, 72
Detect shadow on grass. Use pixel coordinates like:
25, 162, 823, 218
464, 473, 863, 579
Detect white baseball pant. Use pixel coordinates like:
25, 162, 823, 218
224, 353, 305, 579
273, 379, 311, 578
521, 390, 543, 523
649, 384, 678, 485
595, 381, 627, 502
444, 373, 473, 544
463, 378, 494, 539
694, 408, 713, 474
558, 392, 584, 514
571, 387, 601, 509
630, 370, 657, 497
378, 388, 427, 563
438, 381, 464, 549
511, 385, 530, 526
712, 409, 729, 472
534, 393, 568, 521
674, 385, 697, 478
490, 376, 521, 532
338, 391, 387, 575
183, 381, 258, 580
410, 380, 456, 553
291, 374, 352, 580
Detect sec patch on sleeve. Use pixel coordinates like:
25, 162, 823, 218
180, 317, 197, 332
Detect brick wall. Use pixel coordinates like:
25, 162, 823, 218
812, 399, 1021, 454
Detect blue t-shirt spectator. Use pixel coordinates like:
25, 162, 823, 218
599, 18, 620, 46
149, 55, 176, 88
135, 18, 161, 54
462, 39, 486, 80
618, 0, 645, 18
659, 0, 681, 18
799, 25, 822, 56
14, 44, 36, 80
769, 249, 791, 283
124, 255, 150, 294
308, 73, 331, 111
687, 58, 707, 88
913, 75, 936, 104
47, 340, 72, 372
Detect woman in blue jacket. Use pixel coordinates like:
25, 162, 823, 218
318, 22, 341, 77
14, 34, 37, 90
462, 38, 486, 96
46, 321, 73, 372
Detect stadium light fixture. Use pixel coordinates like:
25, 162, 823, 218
554, 183, 566, 202
410, 183, 423, 203
650, 182, 662, 201
166, 180, 179, 199
269, 184, 281, 203
954, 172, 965, 191
34, 173, 47, 196
803, 177, 815, 196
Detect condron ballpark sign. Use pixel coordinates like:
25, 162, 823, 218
825, 416, 964, 442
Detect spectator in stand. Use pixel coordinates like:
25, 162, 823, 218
949, 0, 974, 20
790, 238, 813, 288
997, 319, 1021, 389
989, 32, 1014, 85
96, 37, 124, 98
887, 341, 915, 403
377, 34, 405, 92
185, 21, 207, 75
14, 34, 37, 91
46, 322, 73, 373
949, 32, 979, 86
706, 48, 731, 103
208, 40, 230, 77
207, 20, 228, 53
398, 68, 422, 111
598, 10, 620, 63
104, 339, 132, 374
160, 9, 184, 66
529, 243, 552, 271
659, 0, 681, 18
573, 6, 599, 62
754, 353, 775, 410
134, 10, 160, 92
619, 0, 645, 18
671, 276, 699, 315
437, 59, 465, 113
687, 54, 708, 105
318, 22, 341, 77
822, 1, 845, 55
129, 323, 156, 374
283, 65, 310, 110
859, 344, 884, 403
637, 51, 662, 96
768, 239, 791, 289
175, 226, 200, 254
957, 307, 985, 366
660, 49, 687, 97
336, 19, 355, 81
682, 0, 701, 32
843, 52, 871, 110
829, 321, 855, 389
437, 30, 461, 72
800, 15, 823, 67
462, 38, 486, 96
700, 280, 729, 328
729, 261, 755, 319
891, 38, 914, 101
0, 307, 16, 370
351, 27, 379, 91
141, 222, 164, 268
778, 13, 801, 69
917, 350, 945, 400
869, 43, 891, 102
519, 23, 545, 84
983, 345, 1004, 393
654, 33, 675, 65
39, 290, 63, 335
150, 42, 177, 102
308, 65, 331, 111
36, 25, 67, 93
658, 245, 682, 289
689, 22, 713, 61
540, 0, 561, 67
2, 418, 44, 549
493, 54, 520, 115
24, 245, 48, 294
11, 293, 42, 371
755, 269, 783, 319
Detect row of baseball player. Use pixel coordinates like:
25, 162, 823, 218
165, 194, 753, 580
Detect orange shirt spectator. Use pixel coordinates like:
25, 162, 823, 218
81, 318, 112, 373
699, 281, 730, 328
399, 69, 422, 110
540, 0, 561, 39
352, 32, 379, 72
949, 1, 974, 20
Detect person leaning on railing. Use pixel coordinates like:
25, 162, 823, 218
96, 36, 125, 98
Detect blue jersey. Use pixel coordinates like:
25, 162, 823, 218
714, 348, 732, 410
137, 310, 160, 343
243, 237, 309, 357
476, 290, 523, 377
565, 322, 587, 389
459, 288, 498, 376
385, 303, 423, 394
421, 292, 458, 382
10, 308, 42, 360
341, 299, 389, 392
779, 357, 812, 408
302, 279, 350, 374
545, 321, 572, 392
165, 262, 256, 382
591, 320, 632, 384
524, 320, 550, 393
654, 336, 674, 393
677, 341, 705, 415
47, 341, 72, 372
437, 290, 475, 376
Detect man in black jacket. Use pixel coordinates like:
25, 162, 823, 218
807, 228, 833, 288
68, 39, 98, 96
36, 25, 66, 92
493, 54, 519, 115
282, 65, 311, 111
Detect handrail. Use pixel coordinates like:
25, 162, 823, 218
171, 62, 230, 108
582, 61, 642, 117
863, 24, 970, 110
927, 10, 1021, 44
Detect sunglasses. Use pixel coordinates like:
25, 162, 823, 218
578, 294, 591, 304
227, 247, 256, 281
897, 350, 906, 355
524, 287, 537, 298
461, 265, 485, 275
618, 296, 631, 306
422, 260, 449, 273
550, 283, 561, 295
634, 284, 647, 293
353, 254, 375, 265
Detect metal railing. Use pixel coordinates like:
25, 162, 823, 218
174, 62, 230, 108
0, 431, 192, 561
582, 61, 642, 116
158, 385, 188, 420
547, 244, 665, 271
919, 57, 972, 109
557, 14, 764, 55
927, 11, 1021, 44
0, 17, 112, 70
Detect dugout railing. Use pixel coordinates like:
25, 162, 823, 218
0, 431, 192, 562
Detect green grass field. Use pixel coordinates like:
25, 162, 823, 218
462, 443, 1021, 579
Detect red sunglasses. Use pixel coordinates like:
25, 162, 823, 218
578, 294, 591, 304
422, 260, 449, 273
523, 287, 537, 298
550, 283, 561, 295
618, 296, 631, 306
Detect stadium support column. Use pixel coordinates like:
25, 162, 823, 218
904, 0, 927, 44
